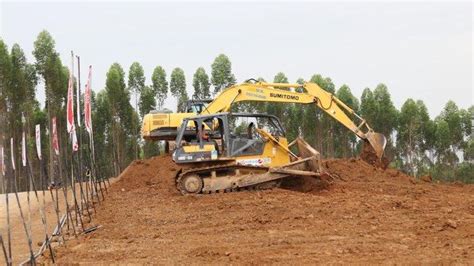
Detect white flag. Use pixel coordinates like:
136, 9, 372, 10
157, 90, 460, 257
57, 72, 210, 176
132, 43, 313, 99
72, 129, 79, 152
22, 131, 26, 167
36, 124, 42, 160
21, 113, 26, 167
76, 56, 81, 127
52, 117, 60, 156
84, 65, 93, 135
1, 146, 5, 176
10, 138, 15, 171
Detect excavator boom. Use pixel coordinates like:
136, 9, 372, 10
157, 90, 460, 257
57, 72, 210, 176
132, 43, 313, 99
200, 81, 387, 160
142, 81, 387, 161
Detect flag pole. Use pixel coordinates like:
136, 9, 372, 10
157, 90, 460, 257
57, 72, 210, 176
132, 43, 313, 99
25, 118, 56, 263
84, 65, 106, 201
0, 234, 8, 266
76, 55, 95, 208
54, 116, 77, 236
35, 124, 61, 243
21, 113, 34, 257
75, 55, 93, 222
1, 141, 12, 266
68, 50, 82, 229
11, 137, 36, 265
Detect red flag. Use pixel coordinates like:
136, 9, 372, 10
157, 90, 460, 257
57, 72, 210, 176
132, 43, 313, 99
67, 54, 75, 134
52, 117, 60, 156
84, 65, 92, 135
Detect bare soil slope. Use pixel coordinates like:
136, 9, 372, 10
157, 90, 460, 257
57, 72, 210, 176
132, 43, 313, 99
51, 155, 474, 264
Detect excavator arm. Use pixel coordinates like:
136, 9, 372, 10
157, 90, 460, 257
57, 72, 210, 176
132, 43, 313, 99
201, 81, 387, 160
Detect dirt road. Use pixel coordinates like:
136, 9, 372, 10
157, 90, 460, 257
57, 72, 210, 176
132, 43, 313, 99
50, 155, 474, 264
0, 180, 111, 265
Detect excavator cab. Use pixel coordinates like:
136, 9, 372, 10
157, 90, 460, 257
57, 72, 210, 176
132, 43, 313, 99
180, 99, 213, 113
173, 113, 288, 165
142, 99, 212, 141
173, 113, 325, 194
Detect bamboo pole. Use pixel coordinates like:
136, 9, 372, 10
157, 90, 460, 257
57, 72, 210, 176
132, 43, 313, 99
10, 137, 36, 265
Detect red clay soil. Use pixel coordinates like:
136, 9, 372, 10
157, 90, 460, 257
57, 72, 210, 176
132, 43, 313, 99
359, 141, 390, 169
49, 155, 474, 264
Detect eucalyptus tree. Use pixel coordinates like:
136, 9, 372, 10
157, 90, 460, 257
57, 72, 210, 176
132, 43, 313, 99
33, 30, 69, 176
211, 54, 236, 95
151, 66, 168, 110
170, 67, 188, 112
128, 62, 145, 159
139, 85, 159, 158
334, 85, 359, 158
192, 67, 211, 99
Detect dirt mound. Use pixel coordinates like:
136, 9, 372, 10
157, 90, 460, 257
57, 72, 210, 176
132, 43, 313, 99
115, 155, 179, 196
324, 158, 413, 183
281, 175, 330, 193
282, 157, 414, 193
116, 155, 413, 195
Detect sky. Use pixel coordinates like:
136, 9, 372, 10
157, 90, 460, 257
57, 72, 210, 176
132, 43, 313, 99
0, 1, 472, 117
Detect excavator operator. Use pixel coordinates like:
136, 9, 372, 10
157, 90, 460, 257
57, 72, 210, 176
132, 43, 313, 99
199, 124, 210, 141
247, 122, 257, 139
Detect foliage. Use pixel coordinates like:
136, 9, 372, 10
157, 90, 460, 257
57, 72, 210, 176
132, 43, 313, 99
104, 63, 138, 174
170, 67, 188, 112
309, 74, 336, 156
334, 85, 359, 157
397, 99, 426, 175
138, 86, 156, 118
192, 67, 211, 99
211, 54, 236, 95
128, 62, 146, 95
151, 66, 168, 110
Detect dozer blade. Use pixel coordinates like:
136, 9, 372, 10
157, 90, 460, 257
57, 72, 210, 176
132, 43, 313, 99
288, 137, 322, 174
365, 131, 387, 160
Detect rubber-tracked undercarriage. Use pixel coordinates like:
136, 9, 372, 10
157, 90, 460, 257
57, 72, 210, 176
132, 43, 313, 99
173, 113, 325, 194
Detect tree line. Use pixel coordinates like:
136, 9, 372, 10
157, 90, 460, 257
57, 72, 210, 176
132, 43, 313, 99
0, 31, 472, 189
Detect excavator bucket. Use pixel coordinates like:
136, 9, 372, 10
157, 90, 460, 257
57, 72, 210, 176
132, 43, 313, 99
360, 132, 389, 169
365, 131, 387, 160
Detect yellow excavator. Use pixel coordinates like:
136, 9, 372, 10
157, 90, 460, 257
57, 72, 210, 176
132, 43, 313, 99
142, 79, 387, 194
142, 79, 386, 161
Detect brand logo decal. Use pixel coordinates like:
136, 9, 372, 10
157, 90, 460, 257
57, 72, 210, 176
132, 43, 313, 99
270, 93, 299, 100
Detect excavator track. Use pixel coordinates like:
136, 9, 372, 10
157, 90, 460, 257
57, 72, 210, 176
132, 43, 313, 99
176, 163, 283, 195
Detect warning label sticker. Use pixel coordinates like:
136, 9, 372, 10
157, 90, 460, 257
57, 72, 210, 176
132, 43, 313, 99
236, 158, 271, 166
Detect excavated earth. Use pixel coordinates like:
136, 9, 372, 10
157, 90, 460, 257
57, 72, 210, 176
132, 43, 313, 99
50, 155, 474, 264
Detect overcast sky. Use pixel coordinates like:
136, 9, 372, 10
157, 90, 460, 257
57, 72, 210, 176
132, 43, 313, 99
1, 1, 472, 116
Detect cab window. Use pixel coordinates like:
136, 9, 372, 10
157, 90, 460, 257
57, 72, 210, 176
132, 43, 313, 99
188, 103, 205, 114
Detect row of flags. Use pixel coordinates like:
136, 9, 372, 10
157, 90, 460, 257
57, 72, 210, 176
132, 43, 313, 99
0, 54, 93, 175
66, 53, 93, 152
